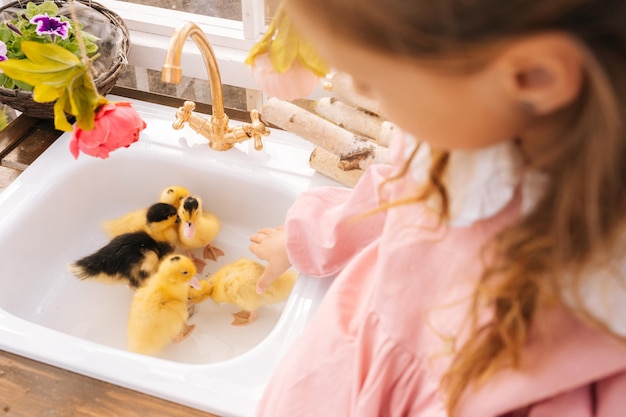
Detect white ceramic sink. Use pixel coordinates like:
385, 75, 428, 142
0, 96, 337, 417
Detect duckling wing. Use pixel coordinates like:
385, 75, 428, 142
197, 212, 221, 242
218, 259, 266, 311
101, 209, 147, 238
128, 294, 188, 355
224, 276, 261, 312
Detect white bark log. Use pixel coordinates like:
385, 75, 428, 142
379, 121, 399, 147
327, 72, 382, 115
309, 147, 364, 187
262, 97, 389, 171
314, 97, 384, 143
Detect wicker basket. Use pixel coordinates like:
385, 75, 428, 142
0, 0, 130, 119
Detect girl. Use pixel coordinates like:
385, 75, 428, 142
249, 0, 626, 415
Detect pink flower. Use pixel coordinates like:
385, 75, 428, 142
250, 53, 319, 101
69, 102, 146, 159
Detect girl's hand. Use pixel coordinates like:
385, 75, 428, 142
249, 226, 292, 294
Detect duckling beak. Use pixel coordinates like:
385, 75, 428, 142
190, 275, 201, 290
183, 221, 195, 239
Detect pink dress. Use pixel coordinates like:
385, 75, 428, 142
256, 135, 626, 417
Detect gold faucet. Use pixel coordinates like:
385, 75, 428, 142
162, 22, 270, 151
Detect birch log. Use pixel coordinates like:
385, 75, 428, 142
309, 146, 364, 187
379, 121, 398, 147
327, 72, 382, 115
315, 97, 384, 143
262, 98, 389, 171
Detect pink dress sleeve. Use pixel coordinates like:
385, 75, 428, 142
523, 371, 626, 417
596, 371, 626, 416
526, 385, 593, 417
284, 163, 394, 278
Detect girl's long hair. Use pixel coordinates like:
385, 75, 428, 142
288, 0, 626, 413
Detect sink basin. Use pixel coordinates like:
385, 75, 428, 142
0, 96, 337, 417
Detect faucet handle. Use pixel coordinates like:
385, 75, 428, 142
173, 101, 197, 130
247, 109, 270, 151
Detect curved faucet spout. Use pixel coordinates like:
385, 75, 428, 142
162, 22, 225, 121
162, 22, 269, 151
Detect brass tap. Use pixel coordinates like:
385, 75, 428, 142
162, 22, 270, 151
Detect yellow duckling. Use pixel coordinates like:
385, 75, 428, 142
188, 257, 296, 325
127, 254, 200, 356
102, 185, 189, 239
177, 195, 224, 270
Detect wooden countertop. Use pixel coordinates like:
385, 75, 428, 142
0, 351, 218, 417
0, 94, 233, 416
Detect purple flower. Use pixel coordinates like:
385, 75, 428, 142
0, 41, 6, 62
30, 14, 69, 42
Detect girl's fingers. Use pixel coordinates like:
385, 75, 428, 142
256, 261, 287, 294
249, 226, 283, 243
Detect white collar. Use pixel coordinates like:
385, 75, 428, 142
404, 135, 547, 227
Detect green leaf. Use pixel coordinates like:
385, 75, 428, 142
68, 72, 99, 131
53, 94, 73, 132
40, 0, 60, 16
25, 2, 39, 18
14, 80, 34, 91
0, 74, 11, 89
32, 83, 65, 102
26, 1, 59, 19
244, 11, 280, 65
244, 38, 270, 65
0, 41, 83, 88
298, 40, 330, 77
85, 43, 98, 55
0, 27, 12, 43
269, 12, 299, 73
246, 5, 328, 77
22, 41, 81, 67
0, 58, 80, 87
82, 32, 101, 44
0, 40, 101, 132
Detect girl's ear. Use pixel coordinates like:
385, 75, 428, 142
497, 33, 584, 115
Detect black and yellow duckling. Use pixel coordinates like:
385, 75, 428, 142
143, 203, 181, 245
68, 231, 174, 288
159, 185, 191, 208
102, 201, 180, 247
101, 185, 189, 239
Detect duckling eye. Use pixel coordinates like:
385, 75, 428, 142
182, 270, 188, 275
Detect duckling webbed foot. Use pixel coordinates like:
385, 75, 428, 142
203, 244, 225, 262
174, 323, 195, 342
231, 310, 258, 326
187, 301, 196, 318
186, 250, 207, 273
